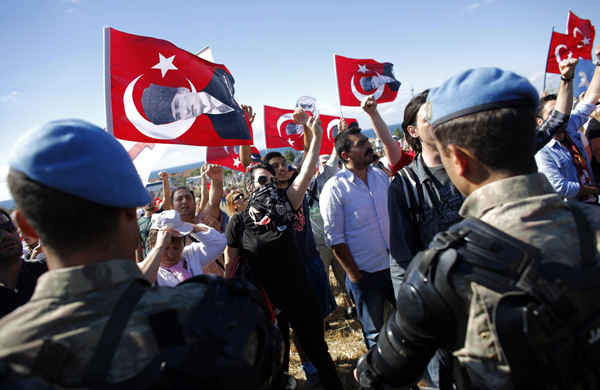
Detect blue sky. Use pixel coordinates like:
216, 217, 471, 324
1, 0, 599, 201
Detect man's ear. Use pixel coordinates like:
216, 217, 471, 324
124, 208, 138, 221
445, 144, 470, 178
340, 151, 349, 162
406, 124, 418, 139
13, 210, 39, 241
536, 117, 544, 126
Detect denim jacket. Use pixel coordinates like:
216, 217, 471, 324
388, 154, 464, 281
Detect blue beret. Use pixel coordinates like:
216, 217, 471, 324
9, 119, 152, 208
426, 67, 539, 128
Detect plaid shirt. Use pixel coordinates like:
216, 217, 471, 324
535, 109, 569, 152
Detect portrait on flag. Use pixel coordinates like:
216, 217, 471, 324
104, 28, 252, 147
546, 32, 580, 74
574, 59, 596, 96
335, 55, 401, 106
567, 11, 596, 60
264, 105, 357, 154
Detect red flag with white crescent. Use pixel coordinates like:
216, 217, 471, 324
206, 146, 261, 172
104, 27, 252, 146
567, 11, 596, 60
546, 32, 580, 74
264, 105, 357, 154
335, 55, 401, 107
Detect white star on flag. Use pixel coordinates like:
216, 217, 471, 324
233, 157, 241, 167
287, 139, 295, 146
358, 64, 369, 74
582, 36, 591, 46
568, 51, 574, 59
152, 53, 178, 78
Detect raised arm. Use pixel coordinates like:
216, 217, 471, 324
287, 115, 322, 210
199, 163, 210, 212
204, 164, 224, 221
583, 45, 600, 105
159, 171, 171, 210
362, 95, 403, 167
292, 107, 311, 173
240, 105, 257, 171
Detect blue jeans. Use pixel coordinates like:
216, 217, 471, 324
345, 268, 395, 349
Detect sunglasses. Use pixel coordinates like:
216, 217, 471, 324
233, 193, 246, 202
254, 176, 278, 186
0, 220, 17, 234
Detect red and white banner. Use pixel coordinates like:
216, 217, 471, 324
567, 11, 596, 60
104, 28, 252, 147
546, 32, 580, 74
206, 146, 261, 172
264, 106, 357, 154
126, 142, 168, 186
335, 55, 401, 107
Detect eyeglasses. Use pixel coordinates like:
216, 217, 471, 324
0, 221, 16, 234
254, 176, 278, 186
233, 193, 246, 202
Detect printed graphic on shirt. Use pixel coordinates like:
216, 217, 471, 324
294, 204, 307, 233
438, 184, 463, 228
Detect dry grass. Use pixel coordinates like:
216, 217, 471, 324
288, 271, 367, 390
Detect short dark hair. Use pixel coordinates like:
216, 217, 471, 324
245, 163, 276, 190
7, 170, 122, 254
536, 94, 557, 119
434, 107, 537, 176
0, 207, 11, 222
335, 127, 363, 163
171, 186, 195, 204
147, 229, 184, 249
263, 151, 284, 164
402, 90, 429, 154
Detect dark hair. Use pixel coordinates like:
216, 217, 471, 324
434, 107, 537, 175
245, 163, 276, 190
335, 127, 363, 163
401, 90, 429, 154
536, 94, 557, 119
146, 229, 184, 250
0, 207, 11, 222
263, 151, 284, 164
7, 170, 122, 254
171, 186, 195, 204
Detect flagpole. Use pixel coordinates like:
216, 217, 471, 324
543, 27, 554, 92
333, 54, 344, 117
103, 26, 114, 135
263, 105, 268, 157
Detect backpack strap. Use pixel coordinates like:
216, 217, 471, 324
83, 280, 149, 385
567, 203, 597, 269
399, 167, 421, 223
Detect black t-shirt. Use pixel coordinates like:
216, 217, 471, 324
424, 165, 464, 229
0, 259, 47, 319
587, 119, 600, 175
284, 171, 320, 264
225, 195, 313, 309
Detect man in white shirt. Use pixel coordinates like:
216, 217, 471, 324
320, 127, 395, 348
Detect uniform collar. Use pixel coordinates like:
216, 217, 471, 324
31, 259, 148, 300
460, 173, 557, 219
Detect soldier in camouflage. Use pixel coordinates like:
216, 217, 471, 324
0, 119, 284, 389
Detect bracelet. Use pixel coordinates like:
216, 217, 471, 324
596, 61, 600, 67
561, 75, 574, 82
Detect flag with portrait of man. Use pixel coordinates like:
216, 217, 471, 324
104, 27, 253, 146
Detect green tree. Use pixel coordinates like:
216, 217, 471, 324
393, 127, 402, 138
283, 149, 298, 163
188, 168, 202, 177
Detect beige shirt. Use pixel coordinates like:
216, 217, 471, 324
452, 173, 600, 389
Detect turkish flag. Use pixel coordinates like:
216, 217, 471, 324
104, 27, 252, 146
567, 11, 596, 60
335, 55, 401, 107
546, 32, 580, 74
264, 105, 358, 154
206, 145, 261, 172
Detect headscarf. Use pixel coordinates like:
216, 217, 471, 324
247, 183, 295, 229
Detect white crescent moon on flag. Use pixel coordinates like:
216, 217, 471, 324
223, 146, 230, 154
123, 75, 197, 140
351, 72, 385, 102
573, 27, 585, 48
276, 113, 295, 138
554, 44, 567, 64
326, 119, 339, 141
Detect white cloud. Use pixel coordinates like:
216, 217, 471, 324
61, 0, 80, 3
0, 167, 11, 202
459, 2, 480, 14
1, 91, 21, 102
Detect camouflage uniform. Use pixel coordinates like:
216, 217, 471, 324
0, 259, 231, 387
452, 173, 600, 389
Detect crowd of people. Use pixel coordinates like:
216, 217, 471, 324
0, 47, 599, 390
